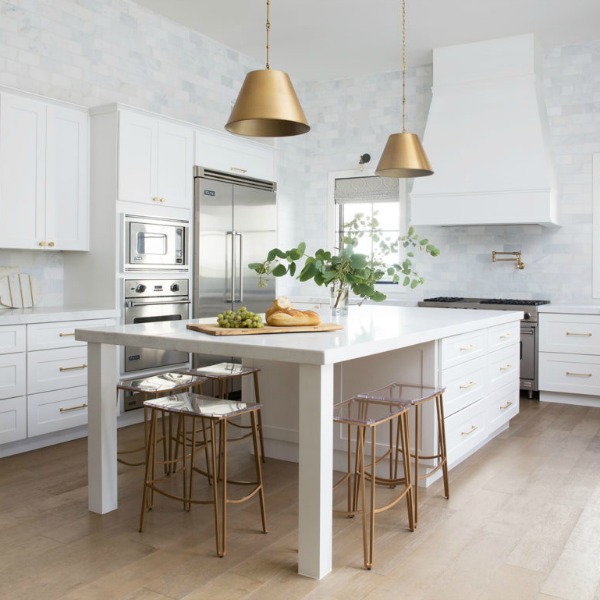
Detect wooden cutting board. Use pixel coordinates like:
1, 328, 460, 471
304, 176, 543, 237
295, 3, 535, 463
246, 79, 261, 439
187, 322, 343, 336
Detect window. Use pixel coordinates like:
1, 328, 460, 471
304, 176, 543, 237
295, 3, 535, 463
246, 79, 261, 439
331, 171, 407, 285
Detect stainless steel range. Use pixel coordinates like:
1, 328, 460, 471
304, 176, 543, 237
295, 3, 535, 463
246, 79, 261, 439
418, 297, 550, 397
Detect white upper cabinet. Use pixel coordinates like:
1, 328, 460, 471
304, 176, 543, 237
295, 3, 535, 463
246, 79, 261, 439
195, 129, 275, 183
0, 92, 89, 250
118, 110, 193, 209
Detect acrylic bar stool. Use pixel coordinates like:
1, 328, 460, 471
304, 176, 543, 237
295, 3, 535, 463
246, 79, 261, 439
139, 392, 267, 558
179, 362, 265, 462
116, 372, 205, 468
333, 396, 414, 569
360, 383, 449, 525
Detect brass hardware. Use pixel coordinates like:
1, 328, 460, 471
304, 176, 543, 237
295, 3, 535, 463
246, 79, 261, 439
59, 332, 76, 337
566, 371, 592, 377
39, 241, 46, 247
566, 331, 592, 337
459, 344, 476, 351
230, 167, 248, 173
461, 425, 478, 436
48, 241, 55, 247
225, 0, 309, 137
500, 401, 513, 410
492, 250, 525, 270
159, 198, 165, 203
60, 403, 88, 413
499, 333, 512, 340
375, 0, 432, 178
152, 196, 159, 202
459, 380, 476, 390
500, 364, 512, 372
59, 364, 88, 372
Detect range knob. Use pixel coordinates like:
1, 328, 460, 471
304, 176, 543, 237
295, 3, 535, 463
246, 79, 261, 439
523, 311, 531, 320
135, 284, 146, 293
170, 283, 180, 292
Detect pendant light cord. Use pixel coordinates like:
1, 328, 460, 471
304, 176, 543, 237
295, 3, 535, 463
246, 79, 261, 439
265, 0, 271, 69
401, 0, 406, 133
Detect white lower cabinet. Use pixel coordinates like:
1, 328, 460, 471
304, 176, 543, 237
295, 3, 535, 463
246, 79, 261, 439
28, 386, 88, 437
445, 399, 488, 465
0, 316, 113, 448
487, 381, 519, 433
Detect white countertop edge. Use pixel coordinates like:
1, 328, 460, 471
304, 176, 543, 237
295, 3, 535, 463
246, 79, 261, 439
0, 306, 120, 325
538, 304, 600, 315
76, 306, 522, 366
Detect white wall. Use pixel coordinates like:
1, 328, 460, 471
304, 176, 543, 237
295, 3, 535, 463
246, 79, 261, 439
0, 0, 599, 306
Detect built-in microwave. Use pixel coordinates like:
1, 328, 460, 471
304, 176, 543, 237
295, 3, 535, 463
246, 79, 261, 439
124, 214, 189, 271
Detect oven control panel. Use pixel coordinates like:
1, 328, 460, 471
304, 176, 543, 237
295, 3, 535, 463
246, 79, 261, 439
124, 279, 189, 299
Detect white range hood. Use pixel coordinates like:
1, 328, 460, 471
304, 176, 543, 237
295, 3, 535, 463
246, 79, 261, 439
411, 34, 559, 227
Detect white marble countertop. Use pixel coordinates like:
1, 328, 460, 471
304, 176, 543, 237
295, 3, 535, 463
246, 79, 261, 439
0, 306, 119, 325
76, 305, 521, 366
539, 304, 600, 315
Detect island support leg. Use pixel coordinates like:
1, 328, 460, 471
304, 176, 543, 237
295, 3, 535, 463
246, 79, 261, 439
298, 363, 334, 579
87, 342, 118, 514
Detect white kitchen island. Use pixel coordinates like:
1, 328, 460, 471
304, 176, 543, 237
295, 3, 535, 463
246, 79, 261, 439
75, 305, 521, 580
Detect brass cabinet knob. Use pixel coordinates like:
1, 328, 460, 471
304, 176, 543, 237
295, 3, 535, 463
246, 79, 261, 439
48, 241, 55, 247
39, 241, 46, 247
159, 197, 165, 203
152, 196, 159, 202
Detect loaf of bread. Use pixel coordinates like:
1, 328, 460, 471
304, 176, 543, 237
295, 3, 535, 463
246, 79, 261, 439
265, 297, 321, 327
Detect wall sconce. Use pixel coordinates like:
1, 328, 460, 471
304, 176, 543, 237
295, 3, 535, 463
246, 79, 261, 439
492, 251, 525, 270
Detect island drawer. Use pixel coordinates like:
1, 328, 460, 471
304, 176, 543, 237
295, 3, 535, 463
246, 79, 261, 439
488, 343, 520, 391
488, 322, 520, 352
441, 329, 487, 370
487, 380, 519, 432
539, 314, 600, 355
539, 352, 600, 395
28, 386, 88, 436
445, 400, 487, 467
440, 355, 487, 417
0, 325, 26, 354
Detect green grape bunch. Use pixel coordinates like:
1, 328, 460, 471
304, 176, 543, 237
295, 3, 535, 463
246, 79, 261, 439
216, 307, 264, 329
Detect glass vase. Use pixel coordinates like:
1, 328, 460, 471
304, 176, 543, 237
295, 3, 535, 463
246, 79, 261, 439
330, 284, 349, 316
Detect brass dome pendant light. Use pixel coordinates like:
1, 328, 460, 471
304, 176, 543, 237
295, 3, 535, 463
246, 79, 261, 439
376, 0, 433, 177
225, 0, 310, 137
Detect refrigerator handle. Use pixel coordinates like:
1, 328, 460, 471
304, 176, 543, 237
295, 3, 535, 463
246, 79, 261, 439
225, 231, 234, 303
235, 232, 243, 303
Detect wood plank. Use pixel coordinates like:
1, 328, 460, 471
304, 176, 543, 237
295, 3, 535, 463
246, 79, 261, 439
186, 322, 343, 336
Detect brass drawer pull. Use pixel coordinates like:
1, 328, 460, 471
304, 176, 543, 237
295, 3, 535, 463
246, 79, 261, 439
566, 371, 592, 378
60, 403, 88, 413
459, 344, 476, 351
230, 167, 248, 173
59, 364, 88, 372
59, 332, 76, 337
459, 380, 476, 390
500, 401, 513, 410
499, 364, 513, 372
461, 425, 478, 436
566, 332, 592, 337
499, 333, 512, 340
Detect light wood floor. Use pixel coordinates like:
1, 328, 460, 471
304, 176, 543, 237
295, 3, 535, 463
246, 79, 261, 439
1, 397, 600, 600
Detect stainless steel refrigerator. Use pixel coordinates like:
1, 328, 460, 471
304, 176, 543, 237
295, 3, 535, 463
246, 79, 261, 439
193, 166, 277, 322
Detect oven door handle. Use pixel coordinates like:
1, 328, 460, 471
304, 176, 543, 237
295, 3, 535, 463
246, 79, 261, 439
235, 232, 243, 303
126, 299, 191, 308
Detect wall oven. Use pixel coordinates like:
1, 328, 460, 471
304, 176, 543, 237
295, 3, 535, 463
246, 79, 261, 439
123, 278, 190, 375
124, 214, 189, 271
418, 297, 550, 397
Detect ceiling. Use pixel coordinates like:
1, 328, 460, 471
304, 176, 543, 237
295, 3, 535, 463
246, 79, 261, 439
133, 0, 600, 81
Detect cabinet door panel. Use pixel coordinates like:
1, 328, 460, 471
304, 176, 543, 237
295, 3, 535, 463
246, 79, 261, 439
0, 93, 46, 249
0, 353, 26, 399
45, 105, 89, 250
0, 396, 26, 444
118, 111, 157, 204
28, 386, 88, 437
27, 347, 88, 394
157, 122, 193, 209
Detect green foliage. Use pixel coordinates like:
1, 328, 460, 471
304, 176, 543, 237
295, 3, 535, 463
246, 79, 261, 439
248, 214, 440, 304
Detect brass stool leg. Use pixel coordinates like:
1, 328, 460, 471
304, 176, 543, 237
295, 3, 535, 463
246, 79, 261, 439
139, 406, 157, 532
251, 410, 268, 533
413, 403, 421, 525
219, 419, 228, 557
207, 419, 221, 557
401, 410, 415, 531
437, 393, 450, 499
252, 371, 266, 463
